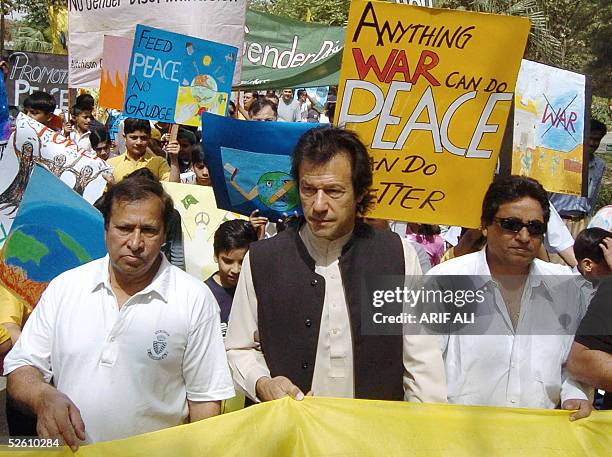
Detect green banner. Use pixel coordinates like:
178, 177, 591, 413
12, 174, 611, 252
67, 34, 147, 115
238, 10, 345, 90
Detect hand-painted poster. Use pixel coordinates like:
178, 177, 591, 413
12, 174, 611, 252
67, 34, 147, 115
512, 60, 586, 195
0, 113, 110, 246
124, 25, 238, 127
306, 87, 329, 113
162, 182, 243, 281
99, 36, 133, 110
201, 112, 318, 220
6, 51, 69, 111
68, 0, 246, 88
0, 165, 106, 309
336, 1, 529, 227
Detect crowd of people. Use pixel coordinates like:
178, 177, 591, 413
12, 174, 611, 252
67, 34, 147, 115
0, 84, 610, 451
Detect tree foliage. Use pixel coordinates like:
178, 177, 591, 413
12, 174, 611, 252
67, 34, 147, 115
11, 25, 52, 53
440, 0, 562, 62
440, 0, 611, 98
249, 0, 350, 26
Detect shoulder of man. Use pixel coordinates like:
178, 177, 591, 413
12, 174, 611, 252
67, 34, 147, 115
40, 257, 106, 303
106, 154, 124, 165
531, 258, 573, 275
427, 250, 481, 276
249, 229, 294, 257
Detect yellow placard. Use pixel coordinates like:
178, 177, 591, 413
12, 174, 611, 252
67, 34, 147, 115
5, 397, 609, 456
162, 183, 243, 281
337, 1, 530, 227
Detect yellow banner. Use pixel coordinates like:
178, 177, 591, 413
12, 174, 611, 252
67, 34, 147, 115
3, 398, 610, 456
337, 1, 530, 227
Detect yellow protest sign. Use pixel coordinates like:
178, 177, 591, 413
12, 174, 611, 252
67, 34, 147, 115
337, 1, 530, 227
5, 397, 609, 456
162, 182, 243, 281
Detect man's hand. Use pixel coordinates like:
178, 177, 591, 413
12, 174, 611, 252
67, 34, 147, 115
165, 140, 180, 161
562, 398, 593, 421
249, 209, 268, 240
0, 60, 9, 81
35, 385, 86, 451
255, 376, 304, 402
600, 237, 612, 269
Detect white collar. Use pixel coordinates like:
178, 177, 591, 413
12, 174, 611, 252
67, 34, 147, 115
92, 254, 171, 303
299, 223, 353, 263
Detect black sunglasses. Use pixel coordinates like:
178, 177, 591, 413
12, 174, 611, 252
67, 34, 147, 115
494, 217, 546, 236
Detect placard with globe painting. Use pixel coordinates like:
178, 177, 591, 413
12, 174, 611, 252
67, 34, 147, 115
0, 165, 106, 310
201, 112, 320, 220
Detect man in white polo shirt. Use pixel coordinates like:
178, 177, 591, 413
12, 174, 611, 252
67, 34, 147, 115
4, 172, 234, 449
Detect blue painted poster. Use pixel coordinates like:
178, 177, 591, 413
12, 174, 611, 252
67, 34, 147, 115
0, 73, 11, 143
124, 24, 238, 127
0, 165, 106, 309
201, 112, 320, 219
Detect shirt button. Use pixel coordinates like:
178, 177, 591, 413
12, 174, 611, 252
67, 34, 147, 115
510, 399, 517, 404
302, 362, 309, 369
310, 279, 318, 286
305, 319, 312, 327
109, 337, 115, 342
332, 328, 339, 335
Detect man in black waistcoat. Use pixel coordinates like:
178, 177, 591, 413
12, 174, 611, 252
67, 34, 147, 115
225, 127, 446, 403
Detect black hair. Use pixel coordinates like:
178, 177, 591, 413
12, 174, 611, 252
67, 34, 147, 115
123, 118, 151, 136
191, 144, 206, 165
23, 91, 56, 114
291, 126, 374, 215
591, 118, 607, 138
481, 175, 550, 226
71, 104, 93, 117
177, 128, 197, 146
76, 93, 95, 110
416, 224, 441, 236
228, 100, 236, 114
89, 126, 110, 150
98, 169, 174, 230
213, 219, 258, 256
265, 94, 279, 106
248, 98, 278, 118
574, 227, 612, 263
297, 89, 307, 97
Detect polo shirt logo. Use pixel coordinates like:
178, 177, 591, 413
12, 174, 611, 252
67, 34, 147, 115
147, 330, 170, 360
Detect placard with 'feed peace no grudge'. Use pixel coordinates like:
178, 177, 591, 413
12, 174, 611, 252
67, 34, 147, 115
337, 1, 530, 227
124, 25, 238, 127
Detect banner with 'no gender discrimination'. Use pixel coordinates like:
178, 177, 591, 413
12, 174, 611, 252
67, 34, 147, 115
337, 1, 530, 227
68, 0, 246, 88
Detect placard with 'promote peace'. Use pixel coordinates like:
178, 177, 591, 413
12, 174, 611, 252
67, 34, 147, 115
337, 1, 530, 227
124, 25, 238, 127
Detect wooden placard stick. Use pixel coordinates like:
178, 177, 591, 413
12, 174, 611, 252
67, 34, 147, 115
169, 123, 179, 143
